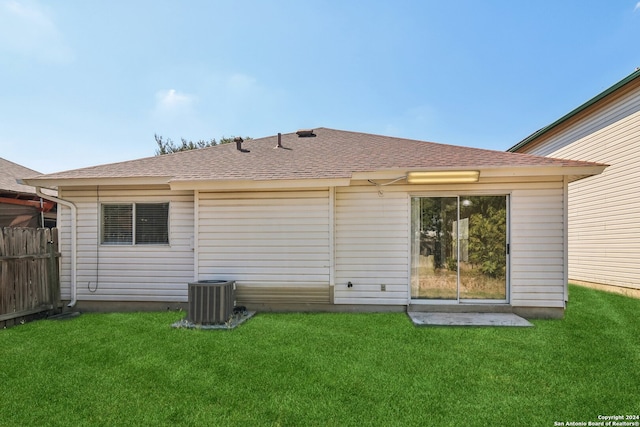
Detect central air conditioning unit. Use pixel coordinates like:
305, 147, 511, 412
187, 280, 236, 324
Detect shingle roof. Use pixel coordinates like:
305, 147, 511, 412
0, 157, 42, 195
24, 128, 604, 184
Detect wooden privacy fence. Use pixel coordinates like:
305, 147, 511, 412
0, 227, 61, 327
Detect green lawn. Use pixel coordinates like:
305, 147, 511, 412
1, 285, 639, 426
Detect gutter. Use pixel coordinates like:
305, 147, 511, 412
0, 196, 56, 211
33, 186, 78, 308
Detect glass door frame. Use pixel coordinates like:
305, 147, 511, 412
409, 193, 511, 305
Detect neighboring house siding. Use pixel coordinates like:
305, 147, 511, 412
515, 84, 640, 291
58, 188, 195, 302
334, 186, 409, 305
197, 190, 331, 304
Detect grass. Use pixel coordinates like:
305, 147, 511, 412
1, 285, 639, 426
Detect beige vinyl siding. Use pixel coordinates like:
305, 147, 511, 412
197, 190, 331, 303
510, 183, 566, 307
525, 87, 640, 158
333, 180, 567, 308
566, 121, 640, 289
57, 188, 195, 302
517, 84, 640, 290
334, 186, 409, 305
54, 178, 570, 308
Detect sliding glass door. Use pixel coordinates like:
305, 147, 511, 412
410, 197, 458, 299
411, 195, 508, 302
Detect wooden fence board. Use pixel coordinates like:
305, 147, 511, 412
0, 227, 60, 327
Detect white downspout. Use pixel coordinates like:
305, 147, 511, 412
35, 187, 78, 308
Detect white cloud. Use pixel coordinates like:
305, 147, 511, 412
0, 0, 73, 63
150, 88, 201, 135
154, 89, 196, 113
635, 2, 640, 12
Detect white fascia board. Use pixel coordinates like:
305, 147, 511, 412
21, 176, 173, 188
352, 165, 607, 183
479, 165, 607, 180
351, 170, 410, 181
169, 177, 352, 191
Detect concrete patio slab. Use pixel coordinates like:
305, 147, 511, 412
407, 312, 533, 327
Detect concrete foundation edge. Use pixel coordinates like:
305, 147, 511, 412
569, 280, 640, 299
512, 307, 564, 319
68, 300, 563, 318
70, 300, 406, 314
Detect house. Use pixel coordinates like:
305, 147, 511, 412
22, 128, 606, 318
0, 157, 56, 228
508, 69, 640, 298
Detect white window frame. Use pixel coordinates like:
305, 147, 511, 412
408, 192, 510, 305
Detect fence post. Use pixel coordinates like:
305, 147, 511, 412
47, 228, 61, 311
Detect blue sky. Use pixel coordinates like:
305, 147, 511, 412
1, 1, 639, 174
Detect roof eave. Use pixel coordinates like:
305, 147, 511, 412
21, 176, 173, 189
169, 177, 352, 191
480, 165, 607, 182
353, 165, 608, 180
508, 68, 640, 152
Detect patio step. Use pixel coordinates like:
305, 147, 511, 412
407, 304, 514, 314
407, 312, 533, 327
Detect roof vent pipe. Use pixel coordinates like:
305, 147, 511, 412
234, 136, 244, 151
277, 133, 282, 148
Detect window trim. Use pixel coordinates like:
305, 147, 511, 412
100, 202, 170, 246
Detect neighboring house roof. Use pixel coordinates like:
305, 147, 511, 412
22, 128, 605, 188
0, 158, 56, 226
0, 157, 43, 196
508, 68, 640, 152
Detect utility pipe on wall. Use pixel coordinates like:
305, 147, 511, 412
35, 187, 78, 307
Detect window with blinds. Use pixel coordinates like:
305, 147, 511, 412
102, 204, 133, 244
136, 203, 169, 244
101, 203, 169, 245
